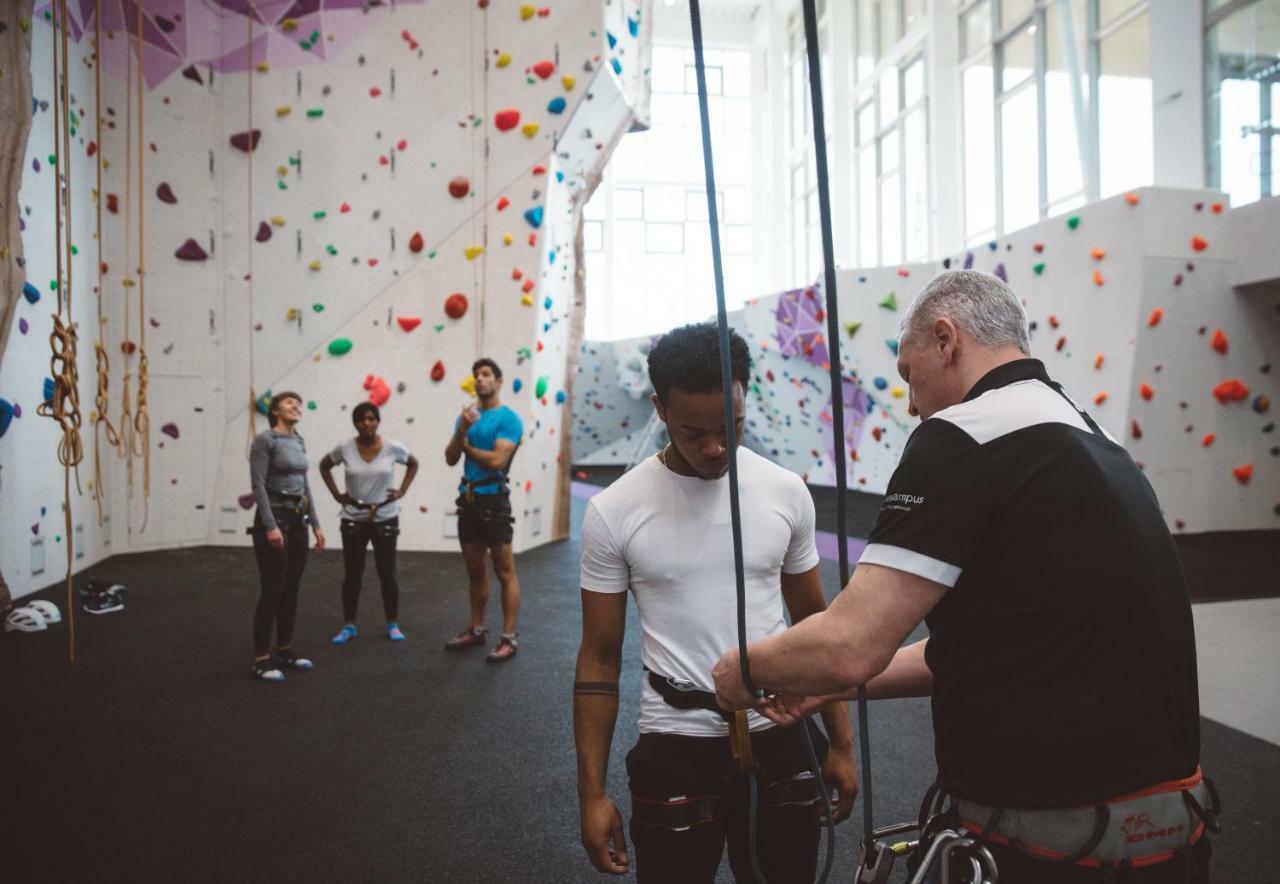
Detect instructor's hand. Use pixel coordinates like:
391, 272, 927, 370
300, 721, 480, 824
712, 648, 764, 712
580, 795, 629, 875
822, 744, 859, 824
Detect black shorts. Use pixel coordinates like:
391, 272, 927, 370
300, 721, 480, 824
456, 494, 514, 547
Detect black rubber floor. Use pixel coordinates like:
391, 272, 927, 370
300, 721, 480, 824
1, 495, 1275, 882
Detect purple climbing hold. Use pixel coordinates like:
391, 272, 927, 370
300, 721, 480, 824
156, 182, 177, 204
237, 493, 256, 510
175, 238, 209, 261
256, 221, 272, 243
160, 422, 180, 440
182, 64, 204, 85
993, 263, 1008, 282
229, 130, 262, 152
19, 318, 28, 335
963, 251, 975, 270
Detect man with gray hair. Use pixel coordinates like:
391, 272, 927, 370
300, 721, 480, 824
713, 271, 1211, 882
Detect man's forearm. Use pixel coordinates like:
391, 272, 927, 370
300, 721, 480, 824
862, 639, 932, 700
444, 429, 465, 465
817, 699, 854, 749
574, 693, 620, 799
749, 608, 867, 696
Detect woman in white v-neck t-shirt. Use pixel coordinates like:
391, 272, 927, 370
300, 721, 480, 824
319, 403, 419, 644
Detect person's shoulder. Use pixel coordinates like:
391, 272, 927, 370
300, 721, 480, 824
590, 457, 658, 512
741, 448, 806, 490
385, 437, 409, 453
252, 430, 276, 448
501, 405, 523, 424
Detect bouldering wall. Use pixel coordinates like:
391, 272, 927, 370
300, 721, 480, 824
740, 187, 1277, 534
2, 0, 651, 599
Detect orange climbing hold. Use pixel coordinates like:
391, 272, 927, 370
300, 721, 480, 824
1124, 192, 1140, 205
1212, 379, 1250, 403
1090, 248, 1106, 261
1094, 391, 1108, 405
445, 293, 469, 319
1202, 433, 1216, 448
1191, 235, 1209, 252
1093, 354, 1105, 370
1140, 383, 1154, 401
1211, 328, 1228, 354
1093, 269, 1105, 286
1232, 464, 1253, 485
364, 375, 391, 407
1048, 315, 1060, 328
409, 231, 424, 253
1147, 308, 1164, 327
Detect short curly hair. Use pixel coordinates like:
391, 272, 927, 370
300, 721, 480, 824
647, 322, 751, 405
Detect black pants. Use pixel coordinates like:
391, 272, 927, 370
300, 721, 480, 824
626, 723, 828, 883
251, 512, 309, 657
339, 517, 400, 622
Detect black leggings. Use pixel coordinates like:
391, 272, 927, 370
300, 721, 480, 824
251, 512, 310, 657
339, 517, 400, 622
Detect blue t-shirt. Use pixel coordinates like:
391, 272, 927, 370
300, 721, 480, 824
458, 405, 523, 495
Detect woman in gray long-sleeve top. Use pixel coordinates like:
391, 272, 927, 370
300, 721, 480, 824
249, 391, 327, 682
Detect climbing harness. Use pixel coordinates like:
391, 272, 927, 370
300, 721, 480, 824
456, 440, 520, 527
686, 0, 841, 879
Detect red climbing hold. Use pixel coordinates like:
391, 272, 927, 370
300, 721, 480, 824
107, 193, 119, 214
1232, 464, 1253, 485
1212, 379, 1250, 403
255, 221, 272, 242
1211, 328, 1229, 354
1140, 383, 1154, 401
512, 268, 523, 280
1147, 308, 1163, 327
156, 182, 177, 204
1055, 336, 1067, 352
431, 360, 446, 382
340, 202, 351, 213
1190, 235, 1209, 252
121, 340, 137, 354
532, 60, 556, 79
871, 427, 884, 442
1033, 242, 1045, 253
364, 375, 391, 407
522, 278, 535, 293
1202, 433, 1216, 448
1048, 315, 1060, 328
409, 231, 424, 253
497, 196, 510, 211
448, 176, 470, 199
370, 87, 382, 97
1211, 202, 1224, 214
494, 109, 521, 131
532, 165, 546, 175
229, 129, 262, 152
1131, 420, 1142, 439
445, 293, 469, 319
397, 317, 422, 332
1094, 391, 1108, 405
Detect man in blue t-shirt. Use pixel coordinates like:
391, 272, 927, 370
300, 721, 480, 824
443, 358, 525, 662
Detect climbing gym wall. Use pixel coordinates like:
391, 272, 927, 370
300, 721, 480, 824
576, 187, 1277, 536
1, 1, 651, 599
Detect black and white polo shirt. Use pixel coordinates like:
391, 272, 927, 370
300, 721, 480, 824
864, 359, 1200, 809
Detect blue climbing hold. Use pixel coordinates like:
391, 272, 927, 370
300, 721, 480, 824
607, 31, 617, 49
0, 399, 13, 438
23, 281, 40, 304
255, 390, 272, 416
873, 376, 889, 391
512, 378, 523, 393
523, 206, 544, 229
547, 96, 567, 115
42, 377, 55, 403
886, 339, 899, 356
628, 17, 639, 37
988, 241, 998, 252
555, 170, 565, 182
611, 58, 622, 75
543, 296, 553, 309
555, 390, 567, 404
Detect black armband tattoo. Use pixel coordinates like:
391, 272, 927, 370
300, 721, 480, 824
574, 681, 620, 697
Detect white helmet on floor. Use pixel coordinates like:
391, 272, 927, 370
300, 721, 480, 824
24, 600, 61, 625
4, 606, 48, 633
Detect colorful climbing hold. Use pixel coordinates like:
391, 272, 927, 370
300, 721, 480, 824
156, 182, 177, 204
364, 375, 391, 407
256, 221, 272, 242
844, 321, 862, 338
1066, 215, 1080, 230
532, 60, 556, 79
1125, 192, 1140, 205
1094, 392, 1108, 405
562, 75, 576, 91
535, 376, 549, 399
445, 293, 469, 319
1090, 248, 1106, 261
1202, 433, 1216, 448
1032, 262, 1045, 275
0, 399, 13, 438
886, 339, 899, 356
520, 4, 536, 19
175, 239, 209, 261
1093, 270, 1105, 286
496, 52, 512, 68
547, 96, 567, 114
328, 338, 354, 356
1253, 395, 1271, 414
1232, 464, 1253, 485
409, 232, 425, 253
1147, 308, 1164, 327
229, 130, 261, 152
495, 109, 521, 131
1211, 328, 1229, 355
397, 317, 422, 333
448, 176, 470, 199
1191, 235, 1209, 252
878, 291, 897, 310
1140, 383, 1154, 401
1212, 379, 1250, 403
430, 361, 446, 382
464, 246, 484, 260
555, 390, 567, 404
523, 206, 544, 229
460, 375, 477, 395
521, 121, 540, 138
160, 423, 179, 440
22, 281, 40, 304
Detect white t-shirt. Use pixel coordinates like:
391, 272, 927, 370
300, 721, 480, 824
580, 447, 821, 737
329, 437, 412, 522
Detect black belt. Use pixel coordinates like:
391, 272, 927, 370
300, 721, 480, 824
647, 669, 733, 724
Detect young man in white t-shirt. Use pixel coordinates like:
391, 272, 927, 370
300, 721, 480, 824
574, 323, 858, 882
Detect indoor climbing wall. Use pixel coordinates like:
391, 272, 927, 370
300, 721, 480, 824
2, 0, 651, 598
572, 332, 657, 463
740, 187, 1276, 534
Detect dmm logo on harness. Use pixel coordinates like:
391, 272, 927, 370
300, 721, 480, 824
1120, 812, 1184, 844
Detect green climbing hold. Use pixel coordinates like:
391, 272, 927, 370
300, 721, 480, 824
306, 108, 324, 118
313, 210, 327, 219
434, 324, 445, 332
71, 245, 78, 255
844, 321, 862, 337
328, 338, 353, 356
312, 303, 324, 313
325, 244, 337, 256
878, 291, 897, 310
1033, 262, 1045, 275
428, 250, 437, 259
48, 154, 56, 165
535, 376, 549, 398
278, 181, 288, 190
307, 401, 317, 410
256, 390, 272, 415
1067, 215, 1080, 229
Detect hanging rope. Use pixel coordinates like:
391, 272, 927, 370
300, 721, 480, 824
117, 0, 136, 475
687, 1, 834, 881
38, 0, 84, 663
131, 0, 151, 533
798, 0, 876, 857
245, 3, 258, 454
91, 0, 119, 527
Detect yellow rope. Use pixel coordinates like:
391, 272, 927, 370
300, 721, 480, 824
91, 0, 118, 527
246, 4, 258, 454
132, 0, 150, 532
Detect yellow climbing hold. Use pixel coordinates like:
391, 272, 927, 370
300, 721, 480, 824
464, 246, 484, 260
286, 307, 300, 320
277, 165, 289, 176
271, 216, 286, 226
256, 61, 270, 73
521, 122, 540, 138
503, 234, 514, 245
281, 17, 299, 31
496, 53, 512, 68
520, 4, 536, 19
122, 278, 136, 288
891, 386, 906, 399
562, 75, 576, 91
276, 105, 291, 117
308, 260, 322, 271
521, 295, 534, 306
461, 375, 477, 395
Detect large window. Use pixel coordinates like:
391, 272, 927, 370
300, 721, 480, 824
852, 2, 930, 267
583, 45, 755, 341
1206, 0, 1280, 207
960, 0, 1151, 242
783, 7, 834, 286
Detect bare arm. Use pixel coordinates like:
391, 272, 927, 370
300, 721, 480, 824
463, 437, 517, 471
387, 454, 420, 501
444, 424, 467, 467
318, 453, 348, 504
714, 563, 946, 706
864, 638, 932, 700
574, 589, 630, 874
